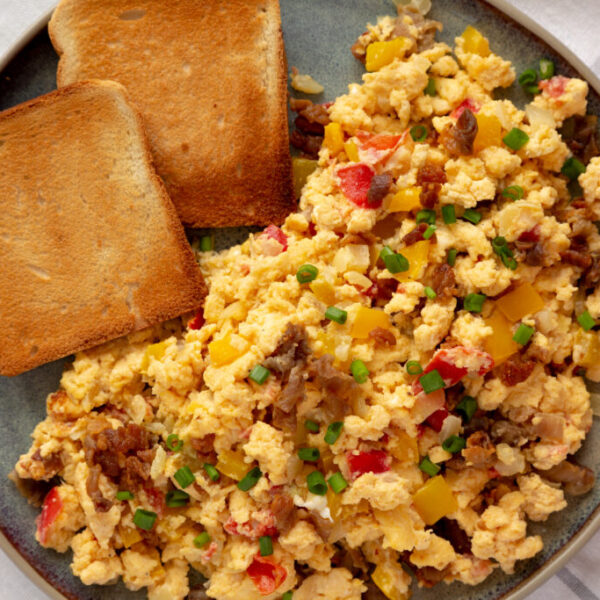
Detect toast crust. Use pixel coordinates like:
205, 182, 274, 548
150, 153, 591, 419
49, 0, 296, 228
0, 80, 207, 376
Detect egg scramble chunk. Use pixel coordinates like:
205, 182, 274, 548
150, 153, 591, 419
14, 7, 600, 600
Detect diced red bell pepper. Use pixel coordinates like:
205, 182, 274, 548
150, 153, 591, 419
426, 409, 450, 433
518, 226, 541, 243
337, 163, 375, 207
36, 487, 63, 545
347, 449, 390, 478
360, 134, 402, 152
451, 98, 481, 119
539, 76, 568, 98
247, 554, 287, 595
264, 225, 288, 251
188, 309, 205, 330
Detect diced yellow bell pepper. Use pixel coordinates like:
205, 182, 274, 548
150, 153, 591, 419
372, 562, 409, 600
327, 486, 343, 521
119, 524, 143, 548
216, 449, 248, 481
344, 141, 360, 162
484, 308, 518, 365
413, 475, 459, 526
574, 329, 600, 368
208, 333, 249, 367
460, 26, 491, 57
350, 306, 392, 339
365, 37, 412, 72
473, 114, 503, 152
388, 430, 419, 464
496, 282, 545, 322
292, 157, 318, 198
396, 240, 430, 282
388, 186, 422, 213
310, 278, 337, 305
324, 122, 345, 155
140, 340, 168, 372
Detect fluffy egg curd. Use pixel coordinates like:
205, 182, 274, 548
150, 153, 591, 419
13, 5, 600, 600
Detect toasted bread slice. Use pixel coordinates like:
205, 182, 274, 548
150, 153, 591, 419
0, 80, 207, 376
49, 0, 296, 228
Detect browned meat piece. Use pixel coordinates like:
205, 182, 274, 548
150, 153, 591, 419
484, 479, 517, 505
524, 242, 545, 266
368, 327, 396, 346
402, 223, 429, 246
439, 108, 478, 156
290, 129, 323, 159
263, 323, 309, 380
530, 413, 565, 442
498, 354, 536, 386
30, 449, 63, 481
462, 431, 495, 468
490, 420, 529, 446
542, 460, 595, 495
432, 517, 471, 554
300, 102, 331, 127
269, 492, 296, 534
366, 278, 398, 304
430, 263, 457, 298
190, 434, 216, 455
86, 464, 113, 513
416, 164, 447, 208
187, 587, 210, 600
413, 565, 451, 587
396, 6, 443, 52
561, 235, 592, 269
561, 115, 600, 164
295, 114, 325, 136
367, 173, 392, 207
583, 256, 600, 289
9, 470, 54, 508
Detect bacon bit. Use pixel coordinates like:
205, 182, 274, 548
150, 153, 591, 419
416, 424, 426, 438
451, 98, 481, 120
263, 225, 288, 251
145, 486, 166, 518
337, 163, 376, 207
426, 408, 450, 433
518, 226, 541, 243
188, 309, 205, 330
247, 555, 287, 595
36, 487, 62, 545
365, 278, 398, 303
498, 354, 536, 386
307, 222, 317, 237
347, 450, 391, 478
539, 75, 569, 98
201, 541, 218, 563
366, 173, 393, 207
368, 327, 396, 346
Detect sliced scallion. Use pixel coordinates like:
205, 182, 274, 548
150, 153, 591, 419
456, 396, 477, 422
405, 360, 423, 375
419, 456, 440, 477
416, 209, 436, 225
306, 470, 328, 496
324, 422, 344, 445
296, 264, 319, 284
424, 286, 437, 299
351, 359, 370, 383
503, 128, 529, 151
423, 224, 436, 240
513, 323, 535, 345
464, 293, 486, 313
174, 466, 196, 489
501, 185, 524, 201
133, 509, 157, 531
298, 447, 320, 462
165, 489, 190, 508
325, 306, 348, 324
328, 472, 348, 494
442, 205, 456, 224
442, 435, 466, 454
561, 156, 586, 180
249, 364, 270, 385
419, 369, 445, 394
304, 419, 320, 433
166, 434, 183, 452
203, 463, 220, 482
462, 208, 482, 224
193, 531, 211, 548
447, 248, 458, 267
116, 490, 134, 501
539, 59, 555, 80
237, 467, 262, 492
578, 310, 596, 331
410, 124, 428, 142
259, 535, 273, 556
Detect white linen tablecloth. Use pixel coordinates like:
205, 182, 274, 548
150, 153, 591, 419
0, 0, 599, 599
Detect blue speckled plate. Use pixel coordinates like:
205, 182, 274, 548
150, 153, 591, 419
1, 1, 599, 599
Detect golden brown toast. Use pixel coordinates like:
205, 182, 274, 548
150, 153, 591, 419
49, 0, 296, 228
0, 80, 207, 376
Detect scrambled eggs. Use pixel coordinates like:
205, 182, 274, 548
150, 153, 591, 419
14, 5, 600, 600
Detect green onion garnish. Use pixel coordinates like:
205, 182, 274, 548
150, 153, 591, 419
406, 360, 423, 375
237, 467, 262, 492
325, 306, 348, 324
518, 68, 537, 87
442, 205, 456, 224
447, 248, 458, 267
298, 447, 320, 462
424, 77, 437, 96
423, 224, 436, 240
249, 364, 270, 385
416, 209, 436, 225
419, 369, 445, 394
116, 490, 134, 501
524, 84, 540, 95
410, 124, 428, 142
503, 128, 529, 151
133, 509, 157, 531
513, 323, 535, 345
424, 286, 437, 299
464, 293, 486, 313
456, 396, 477, 422
306, 471, 328, 496
351, 359, 370, 383
539, 59, 555, 80
282, 592, 293, 600
328, 472, 348, 494
442, 435, 466, 454
419, 456, 440, 477
578, 310, 596, 331
324, 422, 344, 445
304, 419, 320, 433
199, 235, 214, 252
166, 434, 183, 452
296, 264, 319, 284
193, 531, 211, 548
501, 185, 524, 201
380, 246, 409, 274
561, 156, 586, 180
174, 465, 196, 489
259, 535, 273, 556
462, 208, 482, 224
166, 489, 190, 508
203, 463, 220, 482
492, 236, 517, 270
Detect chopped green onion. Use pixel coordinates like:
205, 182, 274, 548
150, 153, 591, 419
442, 435, 466, 454
456, 396, 477, 422
324, 422, 344, 445
116, 490, 134, 501
174, 465, 196, 489
199, 235, 214, 252
166, 489, 190, 508
423, 224, 436, 240
442, 205, 456, 224
406, 360, 423, 375
501, 254, 518, 270
298, 447, 320, 462
351, 359, 370, 383
249, 364, 270, 385
513, 323, 535, 345
328, 472, 348, 494
380, 246, 409, 273
296, 264, 319, 284
518, 68, 537, 87
193, 531, 211, 548
419, 456, 440, 477
462, 208, 482, 224
424, 77, 437, 96
447, 248, 458, 267
305, 419, 320, 433
416, 209, 436, 225
259, 535, 273, 556
133, 509, 157, 531
561, 156, 586, 180
282, 593, 293, 600
237, 467, 262, 492
539, 59, 555, 80
492, 236, 517, 270
306, 470, 328, 496
203, 463, 220, 482
419, 369, 445, 394
424, 286, 437, 299
578, 310, 596, 331
410, 124, 428, 142
166, 434, 183, 452
464, 293, 486, 313
523, 84, 540, 95
503, 128, 529, 151
325, 306, 348, 324
501, 185, 524, 201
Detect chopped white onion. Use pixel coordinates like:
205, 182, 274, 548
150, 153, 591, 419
393, 0, 432, 15
439, 414, 462, 444
411, 388, 445, 423
525, 104, 556, 129
290, 72, 324, 95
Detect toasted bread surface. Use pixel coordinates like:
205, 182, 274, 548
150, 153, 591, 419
0, 80, 207, 376
49, 0, 295, 228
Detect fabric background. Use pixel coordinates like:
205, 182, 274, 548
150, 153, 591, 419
0, 0, 598, 599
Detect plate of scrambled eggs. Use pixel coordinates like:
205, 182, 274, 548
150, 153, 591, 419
1, 1, 600, 599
